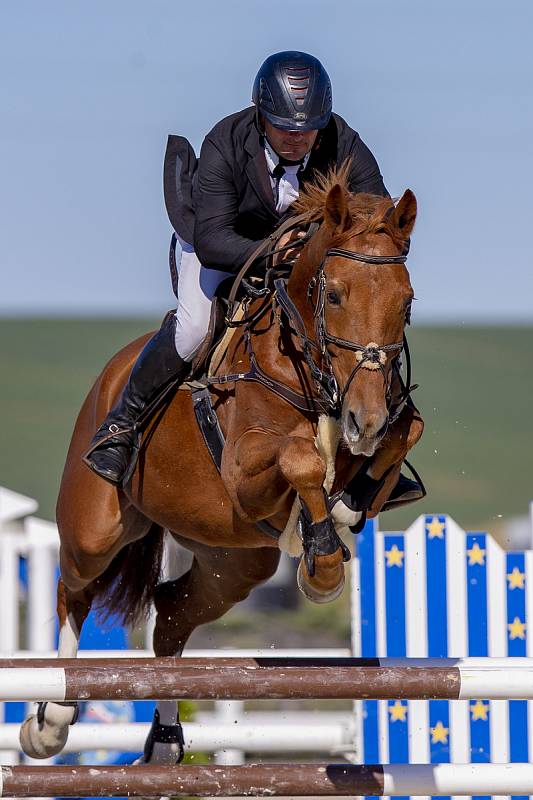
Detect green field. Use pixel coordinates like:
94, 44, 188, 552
1, 319, 532, 536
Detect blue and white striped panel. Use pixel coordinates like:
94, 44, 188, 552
404, 512, 430, 784
384, 533, 409, 800
443, 515, 469, 779
424, 516, 451, 800
465, 533, 490, 800
506, 552, 528, 800
526, 550, 533, 772
353, 512, 533, 800
353, 518, 380, 766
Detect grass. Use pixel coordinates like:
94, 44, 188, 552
1, 318, 532, 535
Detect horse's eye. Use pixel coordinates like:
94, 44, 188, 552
327, 291, 341, 306
405, 302, 412, 324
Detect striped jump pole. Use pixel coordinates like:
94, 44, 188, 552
2, 763, 533, 797
1, 657, 533, 701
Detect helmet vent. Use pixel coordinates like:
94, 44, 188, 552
285, 65, 311, 107
258, 77, 276, 112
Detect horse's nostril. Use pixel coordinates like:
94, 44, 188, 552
349, 411, 360, 434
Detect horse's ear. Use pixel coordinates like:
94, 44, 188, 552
389, 189, 417, 238
325, 184, 351, 232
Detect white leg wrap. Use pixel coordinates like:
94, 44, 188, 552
331, 499, 363, 528
57, 611, 80, 658
20, 612, 81, 759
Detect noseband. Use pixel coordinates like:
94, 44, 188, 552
273, 246, 409, 416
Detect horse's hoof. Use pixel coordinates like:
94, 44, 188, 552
296, 555, 345, 604
19, 703, 76, 759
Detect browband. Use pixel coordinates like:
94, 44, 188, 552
326, 248, 408, 265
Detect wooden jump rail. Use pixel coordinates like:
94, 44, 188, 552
3, 657, 533, 796
2, 763, 533, 797
1, 657, 533, 701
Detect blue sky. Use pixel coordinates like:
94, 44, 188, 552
1, 0, 531, 320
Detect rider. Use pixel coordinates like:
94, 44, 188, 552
84, 50, 424, 512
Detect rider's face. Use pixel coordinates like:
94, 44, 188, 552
263, 118, 319, 162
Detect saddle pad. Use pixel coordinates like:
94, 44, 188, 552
208, 302, 245, 378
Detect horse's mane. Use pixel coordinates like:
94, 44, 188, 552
292, 161, 406, 249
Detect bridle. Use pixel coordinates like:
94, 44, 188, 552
209, 223, 415, 423
272, 245, 410, 418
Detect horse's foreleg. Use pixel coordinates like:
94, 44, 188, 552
19, 579, 93, 758
367, 402, 424, 516
234, 433, 348, 604
141, 545, 280, 764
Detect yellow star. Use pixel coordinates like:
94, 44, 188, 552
466, 542, 486, 566
426, 517, 446, 539
388, 700, 408, 722
470, 700, 490, 721
430, 720, 449, 744
508, 616, 527, 640
507, 567, 526, 590
385, 544, 405, 568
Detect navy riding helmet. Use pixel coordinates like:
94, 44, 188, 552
252, 51, 332, 132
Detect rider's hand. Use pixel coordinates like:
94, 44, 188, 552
274, 229, 307, 267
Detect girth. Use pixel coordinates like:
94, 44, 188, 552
190, 382, 281, 542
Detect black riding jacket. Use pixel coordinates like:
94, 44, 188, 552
165, 106, 387, 274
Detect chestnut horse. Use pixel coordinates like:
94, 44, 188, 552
20, 169, 422, 763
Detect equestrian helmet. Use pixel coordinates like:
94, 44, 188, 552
252, 51, 332, 131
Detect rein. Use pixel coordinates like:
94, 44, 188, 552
209, 229, 415, 422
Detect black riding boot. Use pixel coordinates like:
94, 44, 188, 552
342, 461, 426, 515
83, 314, 190, 486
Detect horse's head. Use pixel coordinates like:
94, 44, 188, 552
290, 170, 417, 457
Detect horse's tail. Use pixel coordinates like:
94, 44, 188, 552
91, 523, 166, 626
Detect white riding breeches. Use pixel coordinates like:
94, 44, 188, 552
173, 235, 234, 360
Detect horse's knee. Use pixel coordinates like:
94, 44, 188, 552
277, 437, 326, 492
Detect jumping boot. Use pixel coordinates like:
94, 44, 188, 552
83, 314, 190, 486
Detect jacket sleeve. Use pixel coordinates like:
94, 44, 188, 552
347, 134, 389, 198
193, 137, 265, 272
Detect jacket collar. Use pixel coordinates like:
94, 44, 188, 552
244, 122, 277, 216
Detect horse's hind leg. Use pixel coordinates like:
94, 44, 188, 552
141, 542, 281, 764
19, 579, 93, 758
